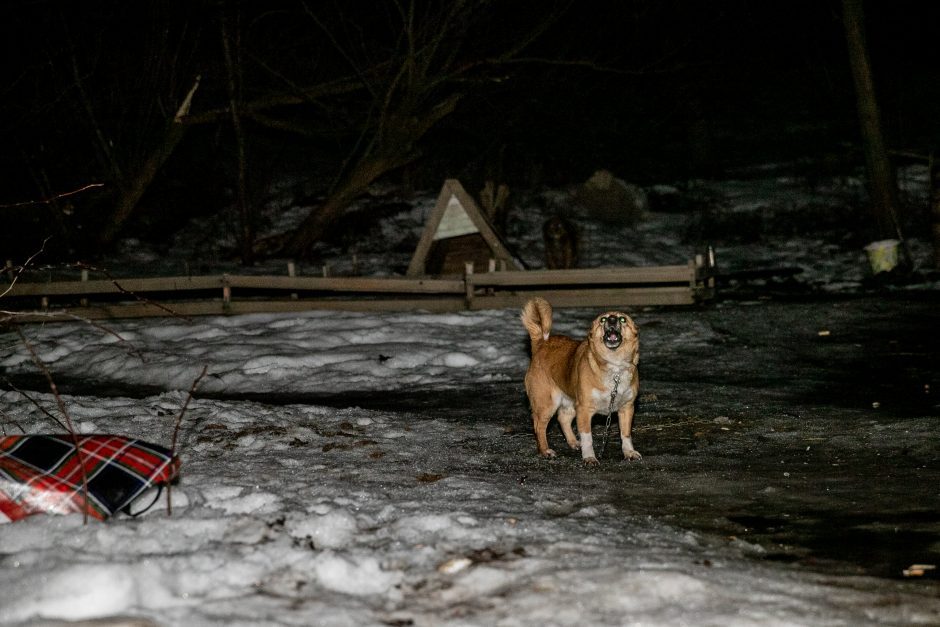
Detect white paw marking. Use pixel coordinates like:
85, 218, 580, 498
622, 436, 641, 460
580, 432, 596, 462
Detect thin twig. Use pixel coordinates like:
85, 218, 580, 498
171, 365, 208, 454
167, 364, 208, 516
74, 263, 192, 322
0, 311, 145, 362
0, 183, 104, 209
0, 406, 28, 435
0, 237, 51, 300
68, 314, 146, 361
2, 377, 68, 431
14, 326, 90, 524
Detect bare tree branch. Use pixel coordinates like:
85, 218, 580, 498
74, 263, 193, 322
0, 237, 50, 300
0, 183, 105, 209
2, 378, 68, 432
167, 364, 208, 516
14, 326, 90, 524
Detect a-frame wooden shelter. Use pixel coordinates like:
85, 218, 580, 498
406, 179, 523, 276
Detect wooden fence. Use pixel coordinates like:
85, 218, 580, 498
2, 256, 715, 322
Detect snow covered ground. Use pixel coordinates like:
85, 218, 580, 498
1, 165, 938, 625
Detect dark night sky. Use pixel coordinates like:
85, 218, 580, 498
0, 0, 937, 257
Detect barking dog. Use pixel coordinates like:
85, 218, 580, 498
521, 297, 640, 465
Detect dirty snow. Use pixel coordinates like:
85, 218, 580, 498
1, 164, 938, 625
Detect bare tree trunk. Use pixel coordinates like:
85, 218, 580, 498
930, 153, 940, 269
284, 151, 412, 257
842, 0, 906, 250
221, 5, 254, 265
284, 94, 460, 257
98, 77, 201, 248
97, 123, 188, 247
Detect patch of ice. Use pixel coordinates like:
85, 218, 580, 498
205, 488, 281, 515
286, 509, 359, 549
310, 551, 403, 596
435, 352, 480, 367
3, 563, 137, 622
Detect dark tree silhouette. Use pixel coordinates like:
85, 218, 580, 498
841, 0, 905, 249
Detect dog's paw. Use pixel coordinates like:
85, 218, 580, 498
540, 448, 558, 458
583, 456, 599, 466
622, 450, 642, 461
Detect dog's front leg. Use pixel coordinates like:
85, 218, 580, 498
575, 406, 598, 465
619, 401, 642, 460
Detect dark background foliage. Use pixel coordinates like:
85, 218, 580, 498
0, 0, 937, 261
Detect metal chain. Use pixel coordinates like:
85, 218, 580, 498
598, 372, 622, 458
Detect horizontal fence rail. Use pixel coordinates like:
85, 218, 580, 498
2, 257, 715, 322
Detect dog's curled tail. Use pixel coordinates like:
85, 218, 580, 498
521, 297, 552, 353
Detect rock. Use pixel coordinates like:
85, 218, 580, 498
575, 169, 648, 226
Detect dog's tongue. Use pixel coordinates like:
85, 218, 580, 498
605, 330, 622, 346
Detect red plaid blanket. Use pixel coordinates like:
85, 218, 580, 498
0, 434, 180, 523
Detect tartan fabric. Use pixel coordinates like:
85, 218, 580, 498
0, 434, 180, 523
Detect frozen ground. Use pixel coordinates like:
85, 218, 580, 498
1, 165, 938, 625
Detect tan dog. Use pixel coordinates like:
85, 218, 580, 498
521, 297, 640, 465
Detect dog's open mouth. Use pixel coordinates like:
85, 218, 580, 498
603, 329, 622, 349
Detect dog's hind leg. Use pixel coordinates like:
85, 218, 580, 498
532, 409, 556, 457
557, 405, 579, 450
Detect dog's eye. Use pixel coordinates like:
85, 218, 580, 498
599, 316, 608, 323
618, 316, 626, 324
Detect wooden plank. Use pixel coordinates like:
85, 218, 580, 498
468, 286, 696, 310
224, 298, 467, 314
472, 265, 694, 287
8, 266, 698, 299
3, 297, 469, 322
7, 274, 466, 298
6, 275, 225, 296
3, 286, 694, 322
1, 261, 710, 323
225, 275, 465, 294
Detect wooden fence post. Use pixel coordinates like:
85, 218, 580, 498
464, 262, 475, 310
80, 269, 88, 307
288, 261, 298, 300
222, 275, 232, 312
486, 259, 497, 295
